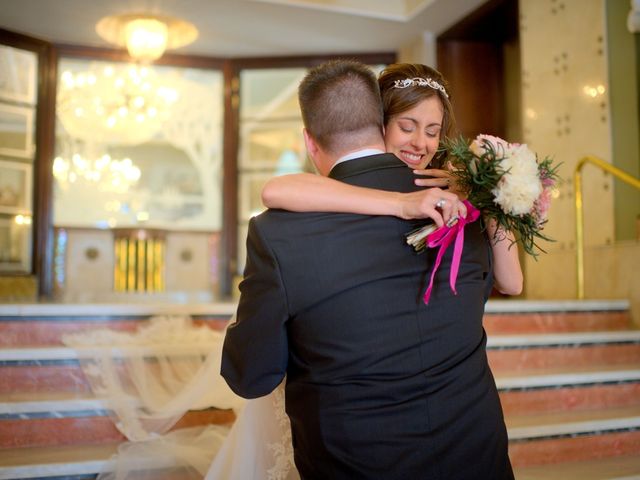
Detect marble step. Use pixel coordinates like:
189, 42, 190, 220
0, 311, 632, 348
496, 365, 640, 390
1, 299, 623, 318
1, 332, 639, 396
484, 299, 630, 314
507, 405, 640, 469
0, 311, 632, 346
500, 380, 640, 417
0, 405, 235, 449
0, 443, 116, 479
3, 370, 639, 419
0, 300, 631, 348
487, 331, 640, 348
507, 406, 640, 468
484, 310, 633, 335
6, 389, 638, 436
0, 318, 229, 347
0, 441, 207, 480
2, 452, 639, 480
513, 453, 640, 480
506, 404, 640, 440
0, 303, 234, 337
0, 303, 237, 317
487, 331, 640, 375
1, 407, 638, 478
0, 344, 226, 396
1, 367, 639, 448
2, 452, 638, 480
510, 428, 640, 469
2, 330, 637, 362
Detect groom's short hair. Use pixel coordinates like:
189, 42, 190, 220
299, 60, 383, 155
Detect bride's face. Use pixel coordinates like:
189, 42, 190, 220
384, 96, 444, 170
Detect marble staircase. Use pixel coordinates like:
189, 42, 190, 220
0, 300, 638, 479
485, 301, 640, 479
0, 304, 236, 480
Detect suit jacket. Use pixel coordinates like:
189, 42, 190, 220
221, 153, 509, 479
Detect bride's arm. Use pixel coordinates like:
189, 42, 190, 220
262, 173, 403, 217
486, 219, 523, 295
262, 173, 465, 227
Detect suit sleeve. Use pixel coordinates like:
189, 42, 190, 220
221, 217, 289, 399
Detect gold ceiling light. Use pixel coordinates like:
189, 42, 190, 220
96, 13, 198, 62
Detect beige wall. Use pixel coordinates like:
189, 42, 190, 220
520, 0, 613, 250
521, 0, 638, 322
526, 241, 640, 326
397, 0, 638, 321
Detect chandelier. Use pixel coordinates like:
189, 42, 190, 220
57, 63, 179, 145
53, 153, 141, 194
96, 13, 198, 63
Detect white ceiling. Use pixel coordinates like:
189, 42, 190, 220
0, 0, 488, 58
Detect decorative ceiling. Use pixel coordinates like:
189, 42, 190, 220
249, 0, 437, 22
0, 0, 487, 57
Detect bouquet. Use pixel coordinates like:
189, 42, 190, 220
406, 134, 559, 303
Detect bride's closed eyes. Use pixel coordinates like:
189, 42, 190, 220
397, 119, 441, 138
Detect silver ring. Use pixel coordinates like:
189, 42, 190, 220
436, 199, 446, 209
446, 216, 459, 228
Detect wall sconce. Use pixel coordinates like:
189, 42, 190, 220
96, 13, 198, 62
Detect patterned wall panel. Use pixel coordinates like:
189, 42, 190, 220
520, 0, 614, 297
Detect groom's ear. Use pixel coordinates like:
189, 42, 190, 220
303, 128, 319, 160
303, 128, 331, 176
302, 128, 320, 164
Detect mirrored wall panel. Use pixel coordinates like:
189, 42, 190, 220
0, 45, 37, 274
53, 58, 224, 300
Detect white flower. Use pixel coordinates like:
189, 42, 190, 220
491, 144, 542, 215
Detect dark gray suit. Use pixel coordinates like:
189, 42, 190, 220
221, 153, 513, 479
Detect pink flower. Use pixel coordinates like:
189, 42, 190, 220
532, 184, 553, 226
469, 134, 511, 157
541, 176, 555, 187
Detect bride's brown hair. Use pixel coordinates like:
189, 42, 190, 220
378, 63, 457, 168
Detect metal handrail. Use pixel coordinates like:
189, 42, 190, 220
574, 155, 640, 299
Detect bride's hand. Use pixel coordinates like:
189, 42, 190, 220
413, 165, 467, 200
398, 188, 467, 227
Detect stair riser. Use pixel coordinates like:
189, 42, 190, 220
488, 343, 640, 373
0, 409, 235, 449
3, 346, 639, 394
483, 311, 631, 334
0, 312, 630, 347
500, 383, 640, 416
0, 365, 91, 395
509, 430, 640, 467
0, 318, 229, 347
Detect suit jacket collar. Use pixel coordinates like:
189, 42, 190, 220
328, 153, 407, 181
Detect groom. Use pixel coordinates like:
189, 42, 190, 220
221, 60, 462, 478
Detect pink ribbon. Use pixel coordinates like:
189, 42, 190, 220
422, 200, 480, 304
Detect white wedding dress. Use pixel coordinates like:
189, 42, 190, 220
62, 315, 299, 480
204, 383, 299, 480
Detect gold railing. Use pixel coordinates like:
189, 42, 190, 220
574, 155, 640, 299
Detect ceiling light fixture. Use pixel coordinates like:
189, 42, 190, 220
96, 13, 198, 63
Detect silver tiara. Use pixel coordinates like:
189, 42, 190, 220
392, 77, 449, 98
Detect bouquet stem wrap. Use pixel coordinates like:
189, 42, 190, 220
423, 200, 480, 304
